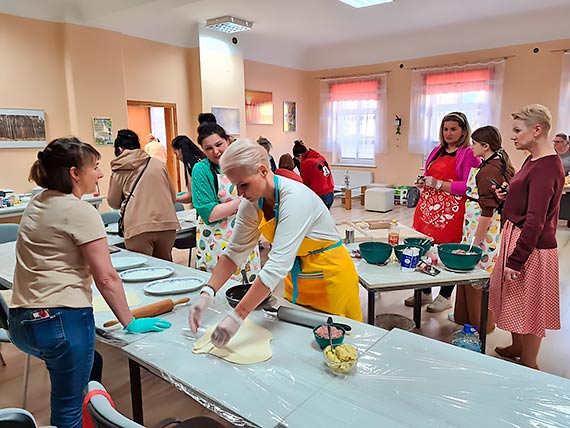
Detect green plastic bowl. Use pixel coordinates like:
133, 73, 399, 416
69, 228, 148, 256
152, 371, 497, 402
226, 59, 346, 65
313, 324, 346, 350
359, 241, 393, 264
438, 243, 483, 270
403, 237, 433, 253
393, 244, 427, 262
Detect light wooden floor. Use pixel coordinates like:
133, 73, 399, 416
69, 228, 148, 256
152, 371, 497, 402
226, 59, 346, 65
1, 198, 569, 426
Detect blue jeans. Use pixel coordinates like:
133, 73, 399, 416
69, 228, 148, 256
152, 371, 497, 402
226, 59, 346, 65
320, 192, 334, 209
9, 307, 95, 428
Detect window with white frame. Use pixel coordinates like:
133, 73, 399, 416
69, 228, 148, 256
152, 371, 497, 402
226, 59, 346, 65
409, 61, 505, 156
320, 76, 386, 166
557, 51, 570, 134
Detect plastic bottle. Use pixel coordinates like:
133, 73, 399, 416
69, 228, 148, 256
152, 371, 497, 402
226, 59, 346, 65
451, 324, 481, 353
388, 219, 400, 246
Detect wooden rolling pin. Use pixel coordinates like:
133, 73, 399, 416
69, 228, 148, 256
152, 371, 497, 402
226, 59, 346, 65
103, 297, 190, 327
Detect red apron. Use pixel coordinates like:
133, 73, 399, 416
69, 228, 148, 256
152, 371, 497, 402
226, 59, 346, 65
413, 154, 465, 244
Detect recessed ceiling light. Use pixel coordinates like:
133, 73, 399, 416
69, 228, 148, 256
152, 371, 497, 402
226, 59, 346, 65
205, 16, 253, 33
338, 0, 393, 8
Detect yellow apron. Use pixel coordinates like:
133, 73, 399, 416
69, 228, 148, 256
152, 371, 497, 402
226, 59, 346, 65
258, 176, 362, 321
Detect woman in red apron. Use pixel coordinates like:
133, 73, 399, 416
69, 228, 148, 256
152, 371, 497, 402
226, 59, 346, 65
188, 140, 362, 347
407, 112, 480, 313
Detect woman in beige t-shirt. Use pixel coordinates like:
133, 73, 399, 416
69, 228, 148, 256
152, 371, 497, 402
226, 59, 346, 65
9, 137, 171, 428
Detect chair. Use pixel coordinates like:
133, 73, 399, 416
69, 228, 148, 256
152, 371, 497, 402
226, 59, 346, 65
173, 203, 196, 266
100, 211, 121, 227
0, 408, 55, 428
0, 224, 19, 244
85, 381, 226, 428
0, 293, 31, 408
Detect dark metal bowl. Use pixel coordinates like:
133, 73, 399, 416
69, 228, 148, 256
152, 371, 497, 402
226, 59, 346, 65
225, 284, 271, 309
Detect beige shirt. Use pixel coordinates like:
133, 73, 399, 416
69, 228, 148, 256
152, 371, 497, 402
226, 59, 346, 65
108, 149, 179, 240
144, 140, 167, 163
11, 191, 106, 308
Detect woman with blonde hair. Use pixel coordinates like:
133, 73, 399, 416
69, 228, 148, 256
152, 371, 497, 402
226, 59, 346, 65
451, 125, 515, 332
407, 112, 480, 313
491, 104, 564, 369
188, 139, 362, 347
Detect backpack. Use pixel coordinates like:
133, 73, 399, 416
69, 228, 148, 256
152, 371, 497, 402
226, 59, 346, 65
407, 187, 421, 208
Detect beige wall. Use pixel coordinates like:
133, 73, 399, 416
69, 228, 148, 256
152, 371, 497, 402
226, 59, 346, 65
304, 39, 569, 185
243, 60, 308, 163
0, 14, 196, 201
1, 12, 569, 194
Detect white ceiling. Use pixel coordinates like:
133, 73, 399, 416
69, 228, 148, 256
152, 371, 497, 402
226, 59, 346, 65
2, 0, 570, 70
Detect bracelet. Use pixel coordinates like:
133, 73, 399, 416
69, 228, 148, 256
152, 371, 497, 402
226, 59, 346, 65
436, 180, 443, 190
200, 285, 216, 297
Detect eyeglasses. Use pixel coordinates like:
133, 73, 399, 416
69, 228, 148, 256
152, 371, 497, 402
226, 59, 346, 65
553, 140, 566, 144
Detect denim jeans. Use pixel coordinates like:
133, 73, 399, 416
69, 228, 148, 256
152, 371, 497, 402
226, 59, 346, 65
9, 307, 95, 428
320, 192, 334, 209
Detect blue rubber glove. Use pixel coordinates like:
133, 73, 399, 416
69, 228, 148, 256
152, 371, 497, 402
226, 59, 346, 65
124, 317, 172, 333
176, 191, 187, 196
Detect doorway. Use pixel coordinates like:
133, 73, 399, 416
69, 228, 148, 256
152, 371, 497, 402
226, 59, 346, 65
127, 100, 180, 191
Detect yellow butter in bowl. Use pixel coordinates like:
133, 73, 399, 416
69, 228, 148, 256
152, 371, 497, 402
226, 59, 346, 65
323, 344, 358, 374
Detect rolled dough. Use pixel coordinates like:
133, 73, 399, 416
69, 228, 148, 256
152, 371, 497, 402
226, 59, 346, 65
193, 319, 273, 365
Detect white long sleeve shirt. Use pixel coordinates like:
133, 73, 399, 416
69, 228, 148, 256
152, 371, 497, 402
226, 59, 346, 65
224, 176, 340, 291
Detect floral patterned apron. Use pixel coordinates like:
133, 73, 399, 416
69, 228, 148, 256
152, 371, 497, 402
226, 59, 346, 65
195, 173, 261, 282
413, 154, 465, 244
461, 167, 501, 272
257, 176, 362, 321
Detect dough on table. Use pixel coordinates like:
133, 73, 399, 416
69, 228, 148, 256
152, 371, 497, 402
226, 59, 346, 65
92, 291, 140, 312
193, 319, 273, 365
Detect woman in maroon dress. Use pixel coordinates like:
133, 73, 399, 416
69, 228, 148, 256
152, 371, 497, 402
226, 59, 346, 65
490, 104, 564, 369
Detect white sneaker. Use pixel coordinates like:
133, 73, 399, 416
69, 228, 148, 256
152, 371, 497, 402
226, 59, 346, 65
426, 295, 452, 313
404, 293, 432, 307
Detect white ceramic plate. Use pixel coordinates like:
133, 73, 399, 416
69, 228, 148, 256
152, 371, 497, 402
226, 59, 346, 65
143, 277, 204, 296
119, 267, 175, 282
105, 223, 119, 234
441, 265, 474, 274
111, 256, 147, 271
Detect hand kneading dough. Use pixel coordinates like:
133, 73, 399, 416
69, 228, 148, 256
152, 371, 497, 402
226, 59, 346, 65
193, 319, 272, 365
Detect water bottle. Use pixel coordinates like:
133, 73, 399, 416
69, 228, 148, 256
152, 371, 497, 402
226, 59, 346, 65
388, 219, 400, 246
451, 324, 481, 353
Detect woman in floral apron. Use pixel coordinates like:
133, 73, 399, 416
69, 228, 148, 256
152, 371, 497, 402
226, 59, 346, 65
452, 126, 515, 332
188, 140, 361, 348
408, 112, 480, 313
191, 122, 261, 282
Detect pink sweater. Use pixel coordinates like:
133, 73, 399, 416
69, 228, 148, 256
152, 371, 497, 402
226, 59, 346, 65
424, 146, 481, 195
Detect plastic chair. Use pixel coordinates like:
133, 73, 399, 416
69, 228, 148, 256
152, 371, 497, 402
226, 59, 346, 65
0, 224, 19, 244
0, 407, 55, 428
0, 294, 31, 408
85, 382, 226, 428
101, 211, 121, 226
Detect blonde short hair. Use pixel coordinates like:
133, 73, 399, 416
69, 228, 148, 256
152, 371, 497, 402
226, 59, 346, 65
220, 138, 270, 176
511, 104, 552, 135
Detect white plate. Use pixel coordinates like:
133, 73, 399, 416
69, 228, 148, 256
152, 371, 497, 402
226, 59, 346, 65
119, 267, 175, 282
441, 265, 474, 274
143, 277, 204, 295
105, 223, 119, 234
111, 256, 147, 271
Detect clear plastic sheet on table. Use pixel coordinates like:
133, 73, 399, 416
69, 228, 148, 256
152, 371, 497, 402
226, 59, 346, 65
284, 328, 570, 428
122, 292, 388, 428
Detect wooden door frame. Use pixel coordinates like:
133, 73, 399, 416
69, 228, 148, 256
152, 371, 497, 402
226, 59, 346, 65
127, 100, 180, 191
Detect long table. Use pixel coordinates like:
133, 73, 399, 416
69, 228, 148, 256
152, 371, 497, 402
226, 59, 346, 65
0, 195, 105, 219
1, 242, 570, 427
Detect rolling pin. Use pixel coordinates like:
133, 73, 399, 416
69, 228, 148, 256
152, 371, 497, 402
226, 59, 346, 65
103, 297, 189, 327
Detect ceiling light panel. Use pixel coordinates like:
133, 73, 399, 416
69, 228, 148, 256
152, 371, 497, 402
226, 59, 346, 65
338, 0, 393, 8
206, 16, 253, 33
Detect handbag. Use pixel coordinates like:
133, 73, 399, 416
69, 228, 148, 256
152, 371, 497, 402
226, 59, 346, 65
118, 157, 151, 238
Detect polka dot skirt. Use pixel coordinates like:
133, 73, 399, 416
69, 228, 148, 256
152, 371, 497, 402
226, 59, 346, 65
489, 220, 560, 338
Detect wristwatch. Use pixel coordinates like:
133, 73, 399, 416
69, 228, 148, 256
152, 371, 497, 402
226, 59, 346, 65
200, 284, 216, 297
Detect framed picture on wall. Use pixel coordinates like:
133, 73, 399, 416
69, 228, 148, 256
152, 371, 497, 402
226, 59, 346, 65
211, 107, 240, 136
93, 117, 113, 145
283, 101, 296, 132
245, 90, 273, 124
0, 109, 46, 148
